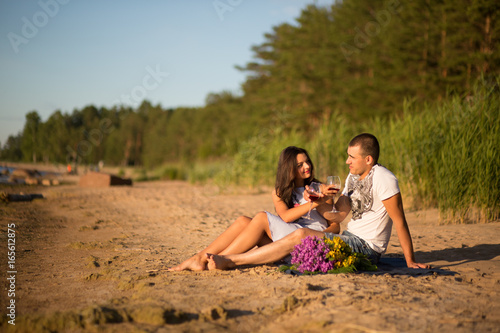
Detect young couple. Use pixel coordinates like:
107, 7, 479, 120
169, 133, 429, 272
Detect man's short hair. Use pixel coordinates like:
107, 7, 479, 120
349, 133, 380, 164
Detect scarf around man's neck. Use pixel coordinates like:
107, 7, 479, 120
346, 165, 376, 220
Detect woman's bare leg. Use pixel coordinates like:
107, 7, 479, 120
218, 211, 272, 256
170, 211, 273, 271
207, 228, 325, 270
169, 215, 252, 271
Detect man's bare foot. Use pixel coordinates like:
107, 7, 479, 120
206, 253, 235, 270
168, 254, 207, 271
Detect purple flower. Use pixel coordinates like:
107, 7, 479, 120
283, 235, 377, 274
290, 236, 335, 273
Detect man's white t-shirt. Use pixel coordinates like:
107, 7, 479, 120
342, 164, 400, 254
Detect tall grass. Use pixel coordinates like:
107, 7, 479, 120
214, 126, 309, 188
216, 78, 499, 223
382, 79, 499, 223
311, 111, 362, 182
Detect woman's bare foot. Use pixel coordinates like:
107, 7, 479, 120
168, 253, 207, 271
206, 253, 236, 270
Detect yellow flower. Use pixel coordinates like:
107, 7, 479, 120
343, 255, 355, 267
323, 236, 359, 270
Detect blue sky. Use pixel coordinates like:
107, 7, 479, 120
0, 0, 333, 145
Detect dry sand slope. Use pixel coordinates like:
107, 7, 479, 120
0, 180, 499, 332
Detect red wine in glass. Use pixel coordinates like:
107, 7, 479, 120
308, 193, 320, 202
304, 182, 321, 219
326, 176, 341, 213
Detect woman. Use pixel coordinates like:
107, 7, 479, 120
169, 146, 338, 271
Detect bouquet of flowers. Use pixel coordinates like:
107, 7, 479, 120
280, 235, 377, 274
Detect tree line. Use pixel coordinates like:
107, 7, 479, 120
1, 0, 498, 169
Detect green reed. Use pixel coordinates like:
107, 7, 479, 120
216, 77, 499, 223
214, 126, 309, 188
385, 78, 499, 222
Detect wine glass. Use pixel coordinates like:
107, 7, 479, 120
326, 176, 341, 213
304, 182, 321, 220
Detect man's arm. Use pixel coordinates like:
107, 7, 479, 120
316, 195, 351, 234
307, 185, 350, 234
383, 193, 430, 269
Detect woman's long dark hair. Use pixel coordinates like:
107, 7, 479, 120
275, 146, 316, 208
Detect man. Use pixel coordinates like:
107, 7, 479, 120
207, 133, 429, 270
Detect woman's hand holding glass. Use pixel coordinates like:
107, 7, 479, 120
304, 184, 332, 203
303, 182, 322, 220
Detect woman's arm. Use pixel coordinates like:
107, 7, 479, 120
272, 189, 319, 223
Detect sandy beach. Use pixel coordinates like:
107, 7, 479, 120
1, 171, 499, 332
